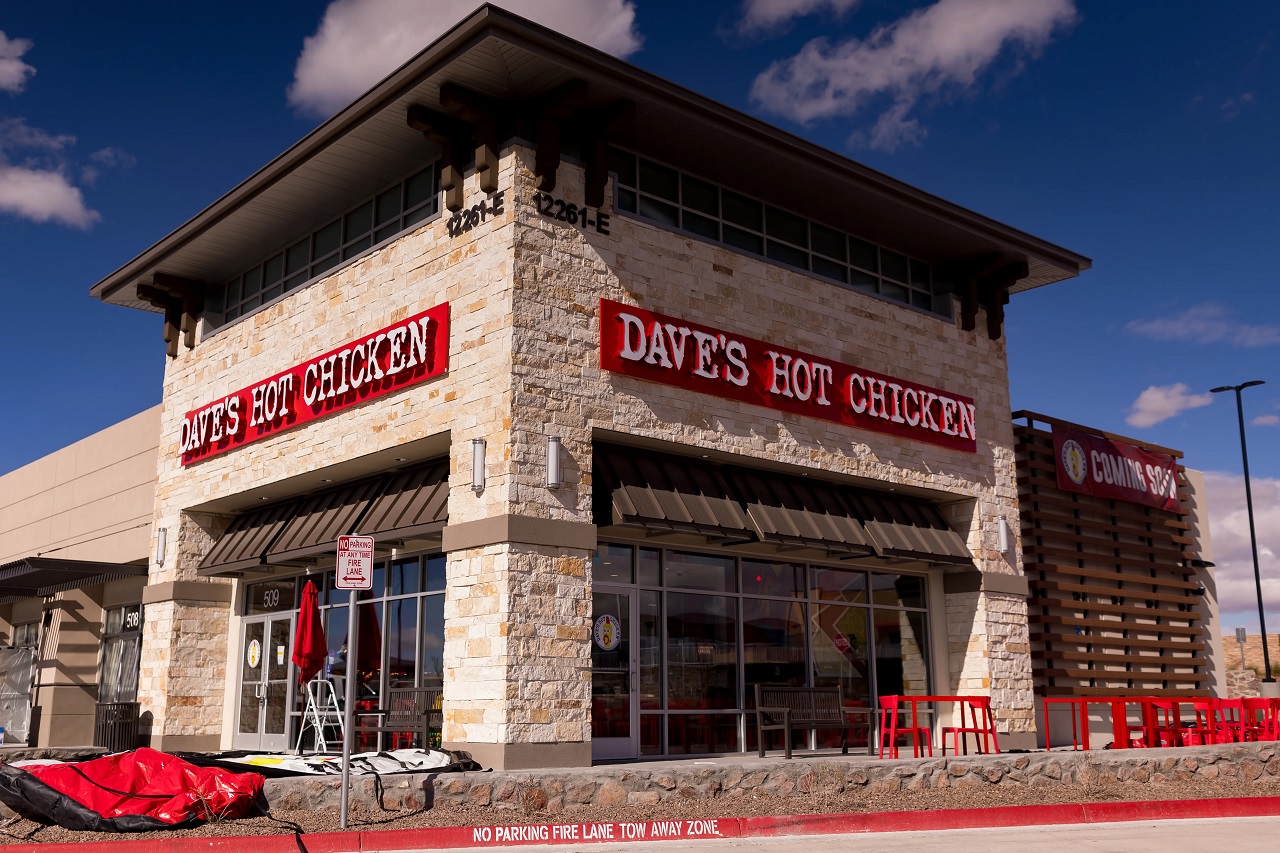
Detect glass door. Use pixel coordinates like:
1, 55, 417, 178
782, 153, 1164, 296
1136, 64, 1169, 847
591, 588, 638, 760
234, 614, 294, 752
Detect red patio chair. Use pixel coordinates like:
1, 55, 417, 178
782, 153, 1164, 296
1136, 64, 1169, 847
1127, 699, 1180, 748
878, 695, 932, 759
1216, 698, 1245, 743
942, 696, 999, 756
1241, 697, 1276, 742
1179, 699, 1218, 746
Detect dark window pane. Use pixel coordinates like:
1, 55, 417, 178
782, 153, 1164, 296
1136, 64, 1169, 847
225, 277, 241, 305
640, 590, 661, 709
225, 304, 241, 321
682, 210, 719, 240
246, 579, 298, 615
881, 249, 908, 282
343, 235, 373, 260
375, 187, 401, 225
324, 605, 348, 677
638, 158, 678, 201
617, 188, 637, 213
638, 547, 661, 587
284, 272, 307, 292
667, 713, 740, 755
263, 253, 284, 285
811, 602, 871, 706
390, 557, 420, 596
262, 284, 282, 302
205, 284, 224, 314
345, 202, 373, 239
681, 174, 718, 215
404, 206, 432, 228
608, 147, 637, 188
375, 222, 400, 244
638, 195, 679, 227
722, 191, 762, 231
910, 258, 930, 286
811, 224, 846, 261
812, 567, 867, 604
405, 168, 435, 209
813, 256, 849, 283
743, 598, 807, 692
242, 266, 262, 296
285, 239, 310, 275
882, 281, 909, 302
741, 559, 803, 598
849, 268, 878, 293
666, 592, 737, 709
767, 240, 809, 270
386, 598, 417, 688
640, 714, 663, 755
872, 573, 926, 609
421, 594, 444, 680
665, 551, 735, 592
849, 237, 877, 272
873, 609, 929, 696
723, 225, 763, 255
313, 220, 341, 260
425, 555, 447, 592
242, 293, 261, 312
594, 543, 634, 584
911, 289, 933, 310
766, 206, 808, 248
312, 254, 339, 276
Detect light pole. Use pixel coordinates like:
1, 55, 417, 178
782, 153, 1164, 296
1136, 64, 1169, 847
1210, 380, 1271, 683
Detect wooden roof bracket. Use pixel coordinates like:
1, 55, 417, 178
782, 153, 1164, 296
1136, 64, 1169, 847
955, 254, 1029, 340
529, 79, 588, 193
439, 83, 511, 195
408, 104, 474, 211
583, 100, 635, 208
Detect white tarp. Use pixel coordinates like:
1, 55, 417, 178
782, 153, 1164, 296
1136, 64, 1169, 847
213, 747, 456, 775
0, 647, 35, 744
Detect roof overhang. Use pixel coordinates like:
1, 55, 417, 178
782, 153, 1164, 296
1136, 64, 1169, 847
0, 558, 147, 605
91, 4, 1089, 314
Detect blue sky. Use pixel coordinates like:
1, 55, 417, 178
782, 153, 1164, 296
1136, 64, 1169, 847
2, 1, 1278, 630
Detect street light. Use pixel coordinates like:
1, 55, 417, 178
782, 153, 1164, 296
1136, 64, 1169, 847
1210, 380, 1271, 683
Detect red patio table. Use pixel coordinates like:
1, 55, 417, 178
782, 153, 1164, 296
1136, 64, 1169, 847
888, 695, 1000, 756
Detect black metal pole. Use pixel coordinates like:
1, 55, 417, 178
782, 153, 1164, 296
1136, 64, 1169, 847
1232, 386, 1273, 682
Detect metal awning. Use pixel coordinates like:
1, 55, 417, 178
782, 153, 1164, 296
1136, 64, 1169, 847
594, 447, 753, 541
724, 468, 877, 557
843, 491, 973, 565
198, 459, 448, 577
0, 558, 148, 604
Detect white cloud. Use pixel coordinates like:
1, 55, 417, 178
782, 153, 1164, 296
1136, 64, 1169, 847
1253, 414, 1280, 427
1126, 303, 1280, 348
288, 0, 643, 119
0, 118, 99, 228
0, 31, 36, 95
0, 164, 99, 228
1203, 471, 1280, 629
749, 0, 1077, 151
737, 0, 860, 35
1125, 383, 1214, 428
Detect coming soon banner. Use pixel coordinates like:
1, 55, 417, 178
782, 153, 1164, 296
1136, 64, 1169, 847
1053, 426, 1181, 512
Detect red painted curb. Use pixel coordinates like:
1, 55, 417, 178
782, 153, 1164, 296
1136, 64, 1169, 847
6, 797, 1280, 853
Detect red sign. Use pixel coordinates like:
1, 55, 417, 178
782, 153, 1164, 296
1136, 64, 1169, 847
599, 299, 976, 452
180, 303, 449, 465
335, 535, 375, 590
1053, 426, 1181, 511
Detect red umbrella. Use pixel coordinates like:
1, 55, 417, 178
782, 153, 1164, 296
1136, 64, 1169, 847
292, 580, 326, 684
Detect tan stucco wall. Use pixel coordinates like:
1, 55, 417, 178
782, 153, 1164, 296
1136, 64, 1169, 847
0, 405, 160, 566
144, 142, 1034, 758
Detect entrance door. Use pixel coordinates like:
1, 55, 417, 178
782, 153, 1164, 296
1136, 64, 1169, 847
591, 588, 638, 760
234, 614, 294, 752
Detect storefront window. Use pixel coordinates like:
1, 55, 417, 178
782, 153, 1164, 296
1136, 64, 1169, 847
742, 598, 807, 694
666, 592, 737, 710
665, 551, 736, 592
99, 604, 143, 704
811, 601, 872, 707
12, 623, 39, 648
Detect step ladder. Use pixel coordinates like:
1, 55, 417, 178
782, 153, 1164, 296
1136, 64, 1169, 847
295, 678, 344, 754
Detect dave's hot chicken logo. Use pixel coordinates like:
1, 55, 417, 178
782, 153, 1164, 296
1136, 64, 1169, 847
1060, 438, 1088, 485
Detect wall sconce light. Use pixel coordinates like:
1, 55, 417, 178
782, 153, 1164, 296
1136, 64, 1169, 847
471, 438, 486, 493
996, 516, 1011, 554
155, 527, 167, 567
546, 436, 562, 489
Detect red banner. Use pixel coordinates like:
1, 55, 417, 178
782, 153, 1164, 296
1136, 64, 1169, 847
599, 299, 976, 452
1053, 426, 1180, 511
180, 303, 449, 465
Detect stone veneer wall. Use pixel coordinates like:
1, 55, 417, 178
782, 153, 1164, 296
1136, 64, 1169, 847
142, 139, 1033, 757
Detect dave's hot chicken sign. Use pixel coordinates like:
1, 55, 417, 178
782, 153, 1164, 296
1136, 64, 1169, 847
599, 299, 976, 452
179, 304, 449, 465
1053, 426, 1181, 512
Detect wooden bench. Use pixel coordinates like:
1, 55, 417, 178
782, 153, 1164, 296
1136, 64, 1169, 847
353, 687, 442, 749
753, 684, 872, 759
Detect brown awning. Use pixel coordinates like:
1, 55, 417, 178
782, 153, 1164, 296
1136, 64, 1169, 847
0, 558, 147, 604
594, 446, 752, 540
724, 468, 877, 557
843, 491, 972, 565
198, 459, 448, 577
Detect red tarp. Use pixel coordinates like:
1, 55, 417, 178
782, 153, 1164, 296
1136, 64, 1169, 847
0, 748, 263, 832
292, 579, 326, 684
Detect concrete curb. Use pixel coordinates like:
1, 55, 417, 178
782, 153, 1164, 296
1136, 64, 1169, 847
5, 796, 1280, 853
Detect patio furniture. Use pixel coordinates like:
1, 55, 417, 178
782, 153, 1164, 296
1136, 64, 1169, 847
941, 696, 998, 756
752, 684, 872, 759
353, 686, 442, 749
877, 694, 933, 759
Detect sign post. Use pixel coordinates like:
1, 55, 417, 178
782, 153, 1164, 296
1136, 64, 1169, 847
1237, 626, 1248, 670
335, 534, 374, 829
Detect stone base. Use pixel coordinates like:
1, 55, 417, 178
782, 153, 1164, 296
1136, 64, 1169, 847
151, 733, 222, 752
444, 740, 591, 771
